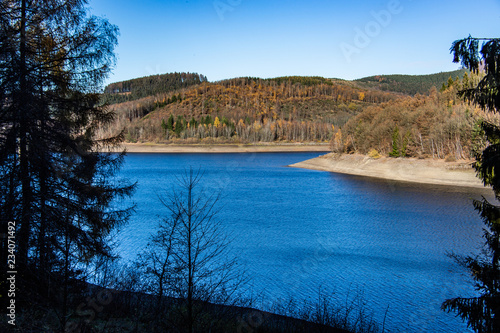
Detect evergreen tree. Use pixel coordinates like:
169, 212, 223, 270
175, 115, 185, 135
167, 114, 175, 130
205, 115, 213, 125
103, 72, 207, 104
442, 36, 500, 333
447, 76, 455, 88
463, 72, 471, 90
0, 0, 135, 322
221, 116, 231, 127
389, 126, 400, 157
189, 116, 198, 129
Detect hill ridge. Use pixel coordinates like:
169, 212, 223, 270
104, 69, 467, 105
97, 69, 483, 163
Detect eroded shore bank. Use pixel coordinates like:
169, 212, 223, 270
290, 153, 485, 189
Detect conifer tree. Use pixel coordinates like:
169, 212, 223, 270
0, 0, 135, 314
442, 36, 500, 333
175, 115, 185, 135
389, 126, 400, 157
189, 116, 197, 129
167, 114, 175, 130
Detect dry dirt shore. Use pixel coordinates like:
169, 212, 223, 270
290, 153, 486, 189
107, 142, 331, 153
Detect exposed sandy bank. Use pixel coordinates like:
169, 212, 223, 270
290, 153, 486, 188
105, 142, 330, 153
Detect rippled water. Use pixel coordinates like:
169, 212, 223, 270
116, 152, 488, 333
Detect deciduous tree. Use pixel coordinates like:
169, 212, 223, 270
140, 169, 244, 332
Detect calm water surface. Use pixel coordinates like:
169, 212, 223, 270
117, 152, 487, 333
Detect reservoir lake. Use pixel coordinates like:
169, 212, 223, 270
116, 152, 486, 333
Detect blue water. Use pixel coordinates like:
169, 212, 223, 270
116, 152, 487, 332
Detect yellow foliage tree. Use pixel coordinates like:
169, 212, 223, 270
335, 130, 342, 147
214, 116, 221, 128
330, 128, 343, 152
253, 120, 261, 131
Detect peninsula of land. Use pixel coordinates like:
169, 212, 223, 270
290, 153, 485, 189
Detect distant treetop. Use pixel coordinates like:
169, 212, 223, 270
264, 76, 334, 86
355, 69, 468, 95
104, 72, 208, 104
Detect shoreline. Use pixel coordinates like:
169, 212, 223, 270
107, 143, 487, 189
290, 153, 486, 189
106, 142, 331, 153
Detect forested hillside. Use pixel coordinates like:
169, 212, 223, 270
97, 71, 487, 160
355, 69, 467, 95
97, 76, 400, 143
336, 72, 491, 160
103, 72, 208, 104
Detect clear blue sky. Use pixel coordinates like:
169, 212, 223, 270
88, 0, 500, 84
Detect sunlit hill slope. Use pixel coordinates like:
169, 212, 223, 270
98, 70, 487, 160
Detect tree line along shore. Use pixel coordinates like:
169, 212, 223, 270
96, 70, 493, 188
106, 142, 484, 189
98, 70, 487, 164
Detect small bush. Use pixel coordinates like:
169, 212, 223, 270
268, 289, 381, 333
368, 149, 381, 159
